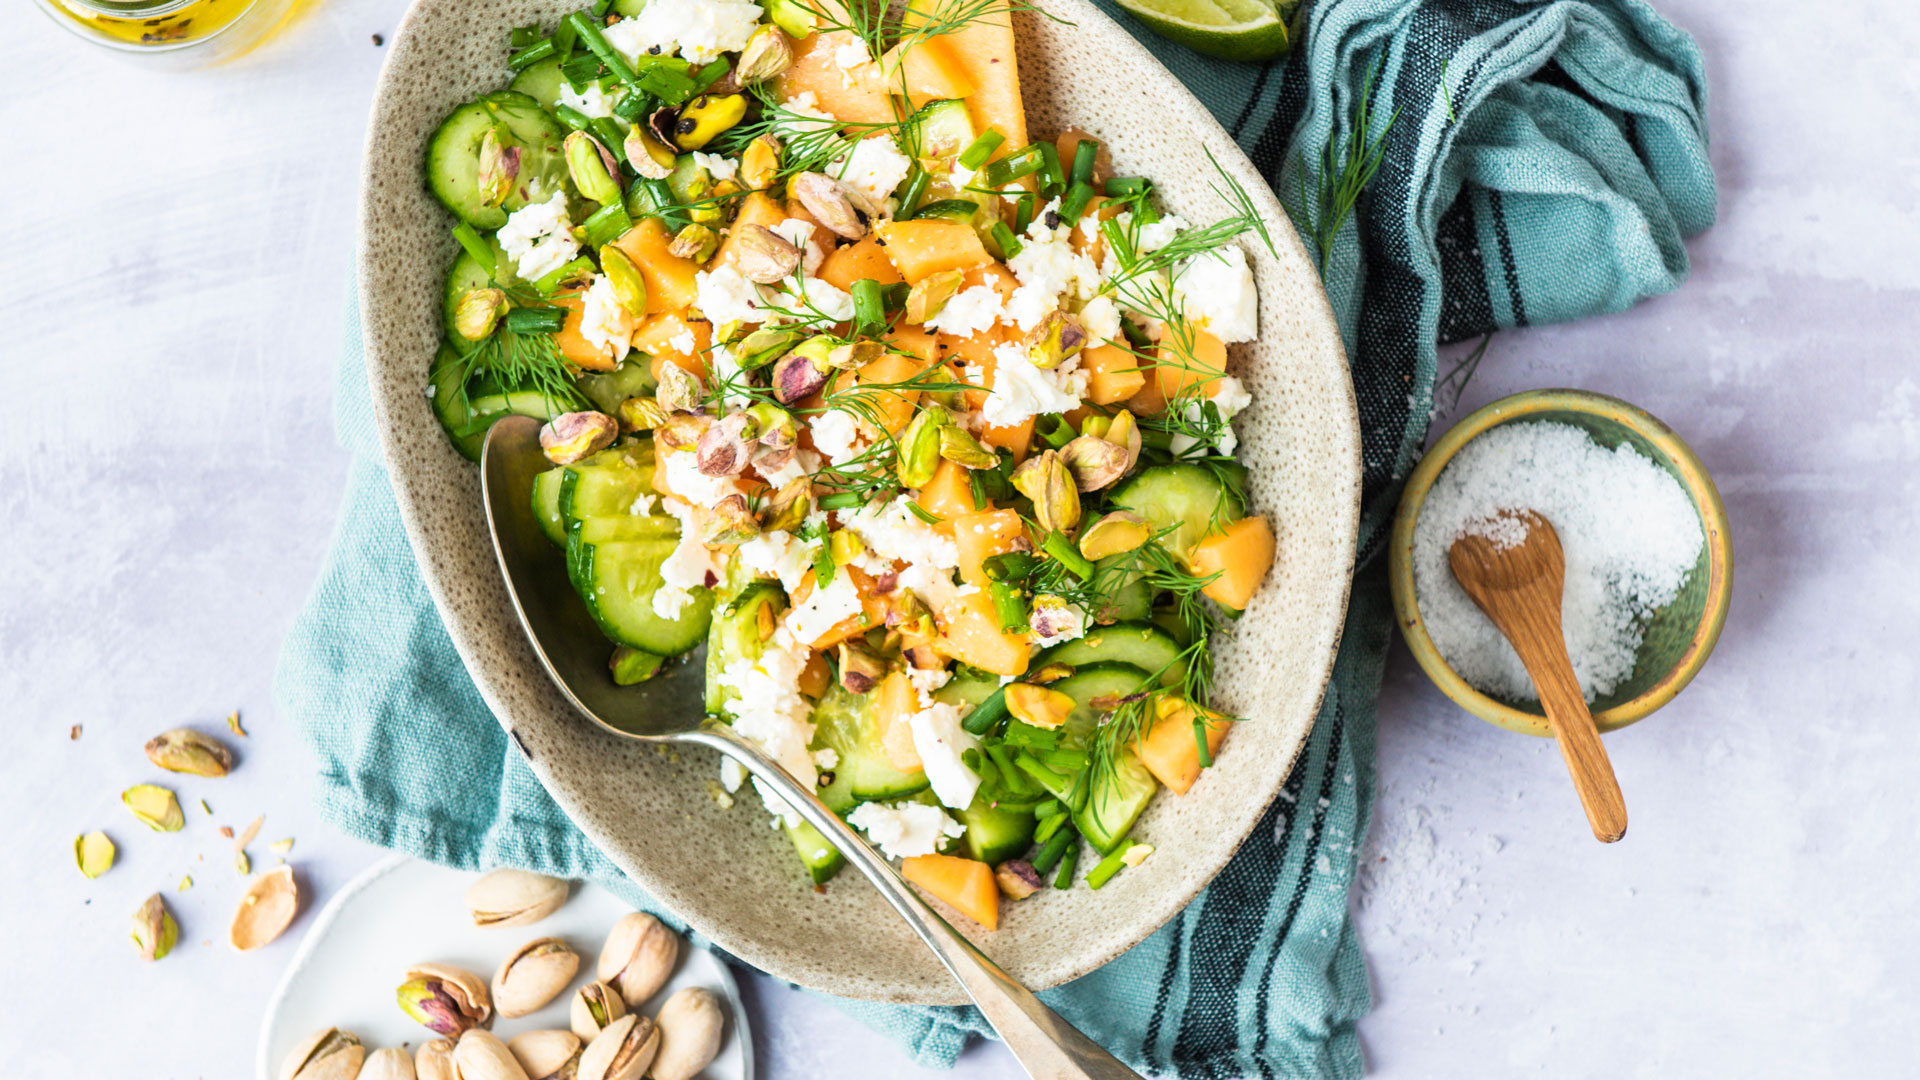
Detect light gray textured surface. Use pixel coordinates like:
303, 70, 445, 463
3, 0, 1915, 1076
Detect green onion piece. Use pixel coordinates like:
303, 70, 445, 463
1087, 840, 1140, 889
636, 58, 701, 104
1194, 718, 1215, 768
612, 88, 652, 122
1053, 842, 1080, 889
629, 177, 689, 230
591, 0, 613, 15
850, 278, 886, 334
552, 19, 578, 59
981, 145, 1043, 187
1035, 141, 1065, 194
451, 223, 496, 277
959, 130, 1006, 171
968, 748, 1002, 789
905, 501, 942, 525
1033, 798, 1063, 821
1014, 192, 1036, 234
509, 24, 541, 48
590, 117, 630, 164
817, 491, 864, 511
504, 307, 566, 334
1105, 176, 1149, 198
1120, 318, 1154, 351
1015, 753, 1070, 791
507, 38, 556, 71
988, 581, 1029, 632
695, 57, 731, 89
1036, 412, 1074, 449
1067, 769, 1091, 814
1099, 217, 1136, 271
981, 551, 1038, 582
1069, 138, 1099, 186
1059, 180, 1096, 224
1041, 531, 1095, 580
553, 103, 594, 133
567, 11, 641, 88
1030, 825, 1076, 875
560, 55, 600, 90
990, 221, 1022, 259
983, 744, 1031, 792
1000, 719, 1060, 750
582, 202, 633, 247
961, 689, 1011, 736
1040, 748, 1088, 772
1135, 199, 1161, 227
1033, 810, 1068, 846
1139, 426, 1174, 452
895, 164, 929, 219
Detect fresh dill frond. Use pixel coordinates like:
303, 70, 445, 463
448, 325, 588, 422
1434, 331, 1493, 413
1292, 52, 1400, 277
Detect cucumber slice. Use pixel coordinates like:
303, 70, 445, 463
441, 240, 521, 346
532, 467, 567, 546
932, 669, 1001, 710
957, 793, 1036, 866
557, 449, 657, 526
507, 55, 567, 111
1089, 563, 1153, 624
1109, 463, 1247, 564
427, 344, 569, 461
1075, 744, 1158, 853
903, 98, 975, 160
1037, 622, 1184, 687
572, 516, 679, 544
427, 91, 571, 229
811, 684, 930, 801
566, 534, 714, 654
1046, 662, 1155, 745
706, 581, 787, 716
577, 358, 659, 414
783, 817, 845, 885
914, 198, 984, 223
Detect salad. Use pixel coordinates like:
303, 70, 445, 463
425, 0, 1279, 929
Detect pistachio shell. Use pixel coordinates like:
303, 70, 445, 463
454, 1029, 531, 1080
415, 1040, 459, 1080
492, 937, 581, 1018
541, 412, 618, 465
280, 1028, 365, 1080
74, 830, 115, 878
508, 1029, 583, 1080
570, 980, 628, 1041
465, 869, 570, 929
729, 223, 802, 284
399, 961, 493, 1036
648, 987, 726, 1080
597, 913, 680, 1008
230, 864, 300, 951
790, 171, 869, 239
131, 892, 178, 961
361, 1047, 417, 1080
122, 783, 184, 832
576, 1014, 658, 1080
144, 727, 235, 777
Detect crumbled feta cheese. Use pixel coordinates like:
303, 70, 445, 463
785, 572, 863, 646
668, 329, 697, 358
718, 641, 816, 786
833, 134, 913, 209
845, 496, 960, 570
981, 342, 1082, 427
1137, 213, 1189, 252
768, 276, 857, 324
809, 408, 869, 467
1168, 374, 1252, 457
772, 91, 840, 142
833, 39, 871, 86
692, 151, 739, 184
847, 801, 965, 859
813, 748, 840, 769
628, 493, 659, 517
906, 665, 952, 707
556, 80, 614, 119
496, 190, 579, 282
578, 275, 637, 361
1173, 243, 1258, 343
661, 449, 741, 509
923, 284, 1004, 338
1077, 296, 1121, 343
756, 445, 815, 489
1000, 200, 1101, 331
720, 756, 747, 792
949, 159, 978, 191
696, 265, 771, 326
602, 0, 762, 65
654, 499, 724, 618
770, 218, 827, 276
909, 703, 982, 810
738, 529, 820, 594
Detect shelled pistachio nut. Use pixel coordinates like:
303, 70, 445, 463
477, 129, 521, 209
615, 396, 669, 433
540, 412, 618, 465
576, 1014, 658, 1080
508, 1030, 583, 1080
492, 937, 580, 1018
564, 131, 623, 206
740, 134, 782, 190
648, 987, 726, 1080
673, 93, 747, 151
938, 425, 997, 470
622, 123, 676, 181
905, 269, 964, 326
1011, 450, 1081, 534
703, 494, 761, 545
414, 1040, 458, 1080
397, 962, 492, 1037
74, 830, 115, 878
569, 979, 628, 1041
230, 864, 299, 952
790, 171, 869, 239
759, 476, 813, 533
144, 727, 235, 777
597, 912, 680, 1008
599, 247, 648, 317
896, 406, 950, 489
1078, 511, 1152, 561
667, 223, 719, 263
279, 1027, 365, 1080
456, 287, 510, 341
734, 24, 793, 86
1058, 434, 1130, 492
453, 1029, 530, 1080
1022, 311, 1087, 369
465, 869, 570, 929
730, 224, 802, 284
360, 1047, 417, 1080
131, 892, 178, 962
122, 783, 184, 832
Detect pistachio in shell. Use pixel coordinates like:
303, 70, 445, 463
279, 1027, 366, 1080
414, 1040, 459, 1080
231, 864, 300, 951
576, 1014, 658, 1080
453, 1029, 531, 1080
508, 1029, 583, 1080
144, 727, 235, 777
492, 937, 581, 1018
131, 892, 178, 962
648, 986, 726, 1080
570, 980, 628, 1041
465, 868, 570, 928
360, 1047, 418, 1080
398, 962, 493, 1037
122, 783, 184, 832
598, 912, 681, 1008
74, 830, 115, 878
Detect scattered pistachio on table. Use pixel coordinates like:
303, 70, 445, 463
280, 1027, 365, 1080
649, 987, 726, 1080
570, 980, 628, 1041
577, 1013, 658, 1080
413, 1039, 459, 1080
465, 868, 570, 928
359, 1046, 418, 1080
131, 892, 178, 961
231, 864, 299, 952
598, 912, 680, 1008
398, 962, 493, 1037
144, 727, 235, 777
507, 1029, 583, 1080
492, 937, 580, 1018
74, 830, 115, 878
122, 783, 184, 832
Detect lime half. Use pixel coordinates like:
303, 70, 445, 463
1112, 0, 1291, 62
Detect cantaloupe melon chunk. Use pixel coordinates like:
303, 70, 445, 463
1080, 343, 1146, 406
709, 192, 790, 275
902, 0, 1026, 156
877, 35, 978, 107
902, 853, 998, 929
874, 670, 925, 772
934, 587, 1029, 676
854, 344, 930, 434
1188, 515, 1275, 611
798, 651, 832, 698
1138, 697, 1231, 795
551, 291, 619, 372
979, 418, 1034, 461
953, 509, 1026, 585
610, 217, 702, 315
917, 458, 989, 522
877, 219, 993, 283
1154, 327, 1228, 400
818, 236, 903, 292
778, 30, 900, 127
636, 311, 711, 380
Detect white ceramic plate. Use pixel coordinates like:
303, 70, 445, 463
256, 856, 753, 1079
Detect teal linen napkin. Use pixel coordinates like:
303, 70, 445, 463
277, 0, 1712, 1073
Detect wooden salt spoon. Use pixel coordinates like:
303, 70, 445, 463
1449, 510, 1628, 843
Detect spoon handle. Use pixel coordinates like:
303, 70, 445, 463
685, 726, 1144, 1080
1503, 603, 1629, 843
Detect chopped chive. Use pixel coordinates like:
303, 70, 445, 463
508, 24, 541, 48
1039, 748, 1088, 771
1036, 412, 1074, 449
958, 130, 1006, 171
1015, 753, 1070, 791
612, 88, 652, 122
850, 278, 886, 333
1041, 531, 1095, 580
504, 307, 566, 334
507, 38, 556, 71
1067, 768, 1091, 813
989, 221, 1022, 259
1086, 840, 1137, 889
553, 103, 594, 133
895, 163, 929, 219
551, 18, 578, 58
1030, 825, 1076, 875
981, 144, 1043, 187
582, 202, 632, 247
1069, 138, 1099, 186
1100, 217, 1136, 270
905, 501, 942, 525
452, 223, 496, 276
1059, 180, 1096, 224
1105, 176, 1149, 198
983, 744, 1029, 792
1014, 192, 1036, 234
1194, 718, 1214, 768
981, 551, 1038, 582
695, 57, 732, 90
961, 688, 1011, 736
988, 581, 1029, 632
567, 12, 641, 88
1033, 810, 1068, 845
1033, 798, 1063, 821
817, 491, 863, 510
966, 748, 1002, 789
591, 0, 614, 14
1053, 842, 1080, 889
1035, 141, 1065, 194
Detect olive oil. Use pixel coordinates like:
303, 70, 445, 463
37, 0, 305, 65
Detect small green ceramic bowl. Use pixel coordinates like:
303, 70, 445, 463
1387, 389, 1733, 735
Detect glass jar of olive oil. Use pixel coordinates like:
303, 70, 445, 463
35, 0, 303, 67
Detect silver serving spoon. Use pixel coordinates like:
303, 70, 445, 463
481, 416, 1141, 1080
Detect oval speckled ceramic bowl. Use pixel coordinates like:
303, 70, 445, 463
358, 0, 1360, 1003
1388, 389, 1732, 736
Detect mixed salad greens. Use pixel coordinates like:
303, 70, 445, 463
424, 0, 1281, 929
